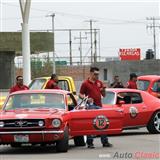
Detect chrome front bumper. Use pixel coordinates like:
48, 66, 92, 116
0, 130, 64, 134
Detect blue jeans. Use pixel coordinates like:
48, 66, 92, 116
86, 104, 109, 145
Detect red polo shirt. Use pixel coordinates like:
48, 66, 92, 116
80, 79, 104, 107
10, 84, 29, 93
126, 80, 137, 89
45, 79, 60, 89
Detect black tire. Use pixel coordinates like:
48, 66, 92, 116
74, 136, 86, 146
10, 143, 21, 147
147, 110, 160, 134
56, 127, 69, 152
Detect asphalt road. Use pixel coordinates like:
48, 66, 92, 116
0, 128, 159, 160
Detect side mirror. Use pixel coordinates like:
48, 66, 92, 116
118, 100, 125, 105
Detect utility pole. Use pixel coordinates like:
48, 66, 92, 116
98, 29, 101, 61
90, 20, 93, 63
46, 13, 56, 73
85, 20, 97, 63
74, 32, 87, 65
69, 29, 72, 65
94, 29, 97, 63
147, 17, 160, 59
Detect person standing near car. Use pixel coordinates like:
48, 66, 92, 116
45, 74, 60, 89
126, 73, 138, 89
10, 76, 29, 93
110, 75, 124, 88
79, 67, 112, 149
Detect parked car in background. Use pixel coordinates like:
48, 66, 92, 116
0, 89, 123, 152
137, 75, 160, 98
102, 88, 160, 134
29, 76, 76, 95
0, 96, 6, 108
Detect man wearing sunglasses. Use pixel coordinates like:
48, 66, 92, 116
10, 76, 29, 93
79, 67, 112, 149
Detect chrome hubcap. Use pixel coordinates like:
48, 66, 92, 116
154, 112, 160, 132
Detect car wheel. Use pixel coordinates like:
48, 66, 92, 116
147, 110, 160, 134
56, 127, 69, 152
74, 136, 86, 146
10, 143, 21, 147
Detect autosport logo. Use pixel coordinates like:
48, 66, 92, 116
93, 115, 109, 130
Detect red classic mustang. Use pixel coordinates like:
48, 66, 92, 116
0, 90, 123, 152
102, 88, 160, 134
137, 75, 160, 98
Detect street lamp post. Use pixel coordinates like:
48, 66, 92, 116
51, 13, 56, 74
47, 13, 56, 74
19, 0, 31, 85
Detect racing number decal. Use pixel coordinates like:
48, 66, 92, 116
129, 106, 138, 118
98, 119, 105, 127
93, 115, 109, 130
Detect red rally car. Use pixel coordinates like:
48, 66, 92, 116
137, 75, 160, 98
102, 89, 160, 134
0, 90, 123, 152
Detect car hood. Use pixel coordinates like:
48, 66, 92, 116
0, 108, 65, 120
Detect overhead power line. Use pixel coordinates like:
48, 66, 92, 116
2, 2, 147, 24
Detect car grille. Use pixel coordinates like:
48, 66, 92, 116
3, 119, 45, 128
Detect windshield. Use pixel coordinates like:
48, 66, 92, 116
152, 81, 160, 92
29, 78, 69, 91
29, 79, 46, 90
4, 93, 65, 110
137, 80, 150, 91
102, 91, 116, 105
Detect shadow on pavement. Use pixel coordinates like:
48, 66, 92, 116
0, 144, 79, 154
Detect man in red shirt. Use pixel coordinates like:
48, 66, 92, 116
45, 74, 60, 89
126, 73, 137, 89
79, 67, 112, 149
10, 76, 29, 93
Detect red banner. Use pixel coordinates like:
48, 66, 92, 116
119, 48, 141, 60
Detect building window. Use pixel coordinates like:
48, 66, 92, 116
104, 69, 107, 81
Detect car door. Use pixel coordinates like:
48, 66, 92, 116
120, 92, 148, 128
67, 93, 124, 136
63, 93, 123, 136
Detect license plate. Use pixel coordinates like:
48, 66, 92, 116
14, 135, 29, 142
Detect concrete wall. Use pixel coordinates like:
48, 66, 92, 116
15, 59, 160, 90
0, 51, 15, 89
95, 60, 160, 85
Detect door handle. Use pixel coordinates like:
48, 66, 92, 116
142, 106, 147, 109
115, 109, 123, 113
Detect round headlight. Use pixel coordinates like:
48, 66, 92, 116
38, 120, 44, 127
52, 119, 61, 128
0, 121, 4, 128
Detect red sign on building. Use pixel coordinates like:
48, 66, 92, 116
119, 48, 141, 60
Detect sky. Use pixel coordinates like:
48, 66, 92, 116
0, 0, 159, 63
